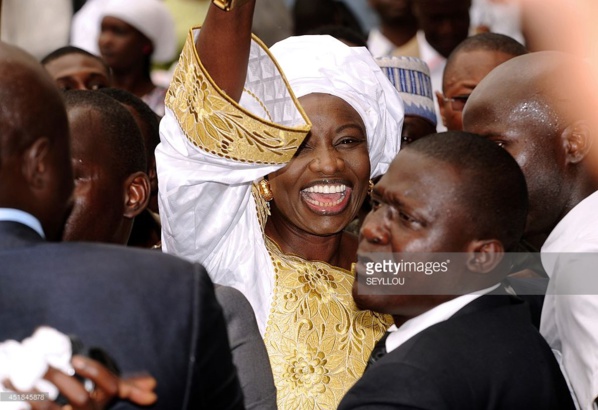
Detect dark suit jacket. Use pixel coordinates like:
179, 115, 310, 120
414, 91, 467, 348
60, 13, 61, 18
338, 293, 575, 410
214, 285, 277, 410
0, 221, 244, 410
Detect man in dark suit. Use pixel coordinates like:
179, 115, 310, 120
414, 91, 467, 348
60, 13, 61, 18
58, 89, 275, 410
0, 41, 244, 409
339, 132, 574, 409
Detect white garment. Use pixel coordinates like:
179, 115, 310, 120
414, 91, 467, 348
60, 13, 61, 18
158, 103, 285, 337
71, 0, 178, 63
0, 327, 73, 410
157, 31, 404, 334
0, 209, 45, 238
1, 0, 72, 59
470, 0, 525, 45
541, 190, 598, 410
416, 31, 446, 132
70, 0, 103, 55
367, 28, 397, 59
385, 284, 500, 353
100, 0, 177, 63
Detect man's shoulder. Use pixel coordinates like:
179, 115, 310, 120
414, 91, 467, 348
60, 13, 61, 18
386, 295, 537, 364
46, 241, 195, 266
21, 241, 205, 286
349, 296, 571, 409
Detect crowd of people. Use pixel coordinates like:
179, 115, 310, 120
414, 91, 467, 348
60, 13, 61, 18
1, 0, 598, 409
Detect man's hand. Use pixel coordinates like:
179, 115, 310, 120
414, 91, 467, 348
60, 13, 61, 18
19, 356, 156, 410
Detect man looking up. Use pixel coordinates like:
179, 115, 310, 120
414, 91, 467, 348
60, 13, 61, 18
41, 46, 112, 91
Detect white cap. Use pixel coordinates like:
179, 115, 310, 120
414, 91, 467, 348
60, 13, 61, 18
100, 0, 177, 64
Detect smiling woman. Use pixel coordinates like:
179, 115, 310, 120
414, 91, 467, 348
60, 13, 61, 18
156, 1, 404, 408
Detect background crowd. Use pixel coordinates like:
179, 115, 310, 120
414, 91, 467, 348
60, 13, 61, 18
1, 0, 598, 409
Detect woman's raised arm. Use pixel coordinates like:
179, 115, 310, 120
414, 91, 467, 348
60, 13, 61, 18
196, 0, 255, 102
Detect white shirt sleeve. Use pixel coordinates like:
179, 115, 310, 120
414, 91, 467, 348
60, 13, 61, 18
155, 29, 310, 333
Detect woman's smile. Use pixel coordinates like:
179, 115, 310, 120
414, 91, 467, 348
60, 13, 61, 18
300, 181, 353, 215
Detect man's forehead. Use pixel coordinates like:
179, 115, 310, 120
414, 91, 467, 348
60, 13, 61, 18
384, 149, 452, 189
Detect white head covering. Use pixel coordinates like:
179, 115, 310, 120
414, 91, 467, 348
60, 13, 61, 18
270, 35, 405, 178
99, 0, 177, 64
376, 56, 437, 127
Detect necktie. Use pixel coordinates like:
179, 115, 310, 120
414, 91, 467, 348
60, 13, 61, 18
365, 331, 391, 371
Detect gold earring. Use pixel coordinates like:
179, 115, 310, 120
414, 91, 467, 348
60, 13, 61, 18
258, 179, 273, 202
368, 179, 374, 195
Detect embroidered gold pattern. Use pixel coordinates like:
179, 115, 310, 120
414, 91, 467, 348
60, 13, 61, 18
166, 31, 311, 164
264, 237, 392, 409
252, 183, 270, 230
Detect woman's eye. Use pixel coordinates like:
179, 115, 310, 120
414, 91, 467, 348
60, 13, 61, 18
337, 137, 363, 146
294, 143, 313, 157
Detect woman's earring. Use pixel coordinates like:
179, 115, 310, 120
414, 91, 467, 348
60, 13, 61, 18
368, 179, 374, 196
258, 179, 273, 202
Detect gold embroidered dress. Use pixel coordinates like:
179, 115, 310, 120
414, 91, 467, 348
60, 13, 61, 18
157, 29, 400, 409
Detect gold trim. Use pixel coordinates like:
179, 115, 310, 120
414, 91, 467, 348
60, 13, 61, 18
166, 28, 311, 165
212, 0, 251, 11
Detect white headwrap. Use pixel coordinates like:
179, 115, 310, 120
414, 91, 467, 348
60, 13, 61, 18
99, 0, 177, 64
269, 35, 405, 178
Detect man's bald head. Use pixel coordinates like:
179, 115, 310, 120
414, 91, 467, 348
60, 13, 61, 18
466, 51, 597, 131
0, 42, 73, 240
0, 43, 69, 159
463, 51, 598, 246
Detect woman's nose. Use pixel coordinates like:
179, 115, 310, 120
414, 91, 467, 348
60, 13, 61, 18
308, 147, 345, 175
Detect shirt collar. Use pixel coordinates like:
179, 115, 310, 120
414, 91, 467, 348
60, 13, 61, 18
385, 283, 501, 353
541, 190, 598, 275
0, 208, 45, 238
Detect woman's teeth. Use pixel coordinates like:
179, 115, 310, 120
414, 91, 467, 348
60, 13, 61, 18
302, 184, 346, 194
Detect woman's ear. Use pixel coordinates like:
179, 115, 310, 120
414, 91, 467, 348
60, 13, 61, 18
465, 239, 504, 274
123, 172, 150, 218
